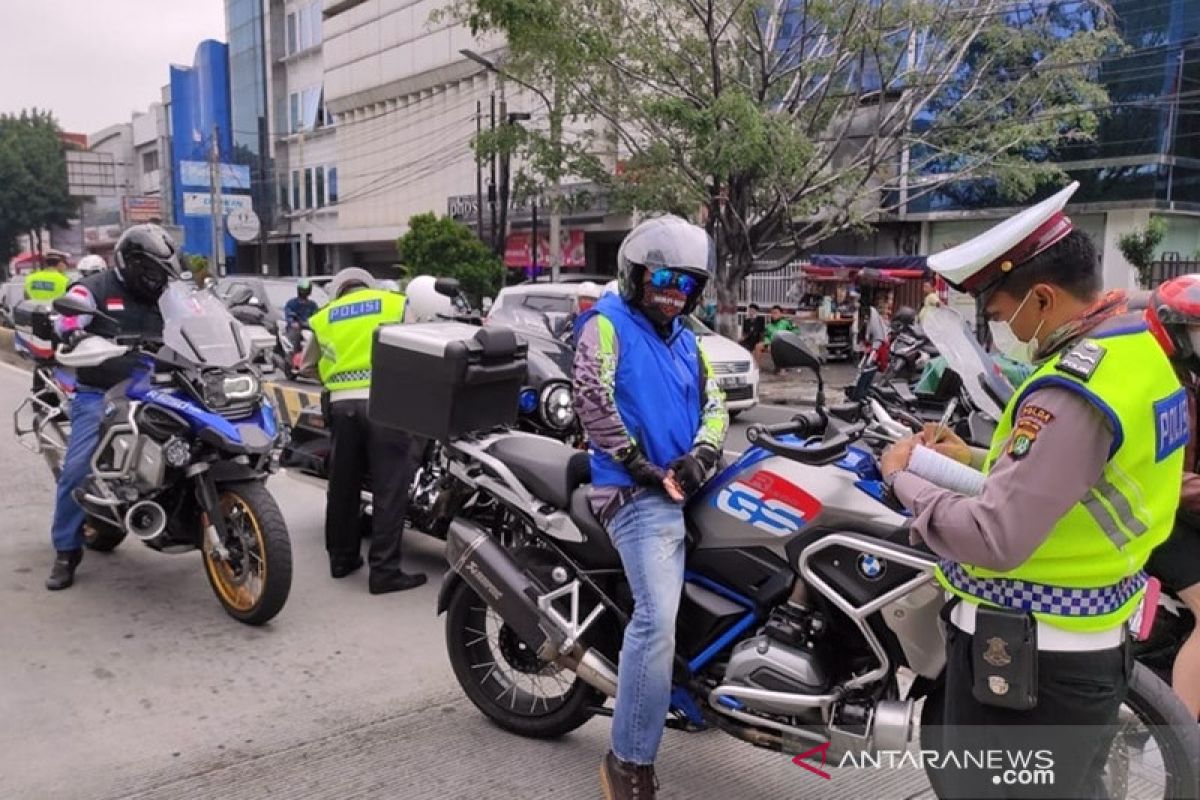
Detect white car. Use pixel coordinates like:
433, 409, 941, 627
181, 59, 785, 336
488, 283, 759, 415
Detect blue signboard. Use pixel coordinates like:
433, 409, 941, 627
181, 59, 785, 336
169, 40, 247, 266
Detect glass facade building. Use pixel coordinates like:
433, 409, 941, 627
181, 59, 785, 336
908, 0, 1200, 214
226, 0, 273, 268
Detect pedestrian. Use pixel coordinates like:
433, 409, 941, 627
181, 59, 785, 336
1144, 274, 1200, 719
24, 250, 71, 302
739, 303, 766, 351
45, 226, 180, 589
573, 215, 728, 800
301, 267, 426, 594
919, 277, 942, 322
880, 182, 1184, 798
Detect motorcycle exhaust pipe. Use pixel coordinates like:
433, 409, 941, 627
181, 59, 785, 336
445, 518, 618, 698
124, 500, 167, 541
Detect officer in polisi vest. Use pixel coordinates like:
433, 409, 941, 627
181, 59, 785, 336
302, 267, 426, 594
880, 182, 1186, 799
574, 215, 729, 800
24, 250, 71, 302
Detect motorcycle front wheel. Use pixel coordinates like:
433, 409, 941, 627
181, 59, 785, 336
445, 580, 597, 739
201, 481, 293, 626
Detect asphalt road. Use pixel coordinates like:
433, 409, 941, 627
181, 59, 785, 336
0, 364, 933, 800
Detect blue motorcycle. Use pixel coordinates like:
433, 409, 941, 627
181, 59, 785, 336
27, 282, 293, 625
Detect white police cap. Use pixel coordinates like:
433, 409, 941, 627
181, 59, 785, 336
928, 182, 1079, 296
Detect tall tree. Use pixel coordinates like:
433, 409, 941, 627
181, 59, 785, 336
0, 109, 76, 267
451, 0, 1115, 335
397, 213, 506, 304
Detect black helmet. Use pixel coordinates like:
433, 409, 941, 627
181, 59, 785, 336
115, 224, 182, 303
617, 215, 713, 322
892, 306, 917, 326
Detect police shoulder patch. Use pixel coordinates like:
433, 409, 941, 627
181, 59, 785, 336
1055, 340, 1106, 382
1008, 420, 1040, 460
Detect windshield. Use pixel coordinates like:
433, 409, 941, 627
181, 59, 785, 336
490, 292, 575, 334
160, 281, 248, 368
921, 306, 1013, 420
681, 316, 713, 336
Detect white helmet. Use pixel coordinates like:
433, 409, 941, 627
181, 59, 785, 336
576, 281, 601, 312
77, 254, 107, 277
404, 275, 457, 323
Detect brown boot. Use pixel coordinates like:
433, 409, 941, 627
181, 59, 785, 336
600, 751, 657, 799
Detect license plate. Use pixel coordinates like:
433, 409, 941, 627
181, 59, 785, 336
718, 376, 747, 388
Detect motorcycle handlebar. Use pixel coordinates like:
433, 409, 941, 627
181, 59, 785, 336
746, 415, 866, 466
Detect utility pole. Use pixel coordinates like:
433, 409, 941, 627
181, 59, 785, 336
489, 92, 498, 254
209, 124, 223, 275
497, 81, 510, 261
475, 99, 484, 240
548, 79, 562, 282
531, 193, 539, 277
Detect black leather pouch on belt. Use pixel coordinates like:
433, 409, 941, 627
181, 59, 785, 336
971, 604, 1038, 710
320, 389, 332, 427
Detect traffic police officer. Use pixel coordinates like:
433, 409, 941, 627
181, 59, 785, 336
881, 182, 1185, 798
302, 267, 426, 594
24, 251, 70, 302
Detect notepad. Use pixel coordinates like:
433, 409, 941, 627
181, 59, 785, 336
908, 445, 985, 497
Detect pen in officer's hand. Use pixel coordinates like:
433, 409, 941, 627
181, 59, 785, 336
931, 397, 958, 446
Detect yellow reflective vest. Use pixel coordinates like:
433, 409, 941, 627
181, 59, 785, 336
24, 270, 69, 302
936, 325, 1185, 631
308, 288, 406, 393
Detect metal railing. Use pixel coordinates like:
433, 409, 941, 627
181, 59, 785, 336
1149, 258, 1200, 288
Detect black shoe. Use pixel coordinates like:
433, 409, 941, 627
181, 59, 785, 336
45, 549, 83, 591
600, 751, 658, 800
368, 572, 427, 595
329, 554, 364, 579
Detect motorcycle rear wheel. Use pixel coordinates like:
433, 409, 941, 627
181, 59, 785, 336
201, 482, 293, 626
445, 580, 597, 739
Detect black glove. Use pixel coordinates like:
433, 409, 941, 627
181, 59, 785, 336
621, 448, 668, 488
668, 444, 720, 497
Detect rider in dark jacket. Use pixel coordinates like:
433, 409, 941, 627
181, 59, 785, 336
45, 224, 181, 590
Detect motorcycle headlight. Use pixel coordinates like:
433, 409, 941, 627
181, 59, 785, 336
203, 373, 261, 407
540, 383, 575, 431
222, 374, 260, 402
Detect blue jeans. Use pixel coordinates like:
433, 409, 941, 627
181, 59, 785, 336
607, 491, 687, 765
50, 389, 105, 552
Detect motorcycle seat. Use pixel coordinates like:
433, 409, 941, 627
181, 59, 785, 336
485, 435, 591, 510
563, 487, 623, 570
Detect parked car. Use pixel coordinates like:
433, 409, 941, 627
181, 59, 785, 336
486, 283, 759, 415
0, 278, 26, 329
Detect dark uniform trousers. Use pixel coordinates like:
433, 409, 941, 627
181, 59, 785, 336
927, 623, 1130, 800
325, 398, 418, 578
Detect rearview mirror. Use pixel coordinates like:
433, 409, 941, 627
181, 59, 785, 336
771, 332, 822, 372
53, 294, 94, 317
434, 277, 461, 298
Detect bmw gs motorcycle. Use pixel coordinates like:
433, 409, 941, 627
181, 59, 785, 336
433, 332, 1200, 799
13, 283, 293, 626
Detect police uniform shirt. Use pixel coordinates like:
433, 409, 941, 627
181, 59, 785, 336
894, 386, 1112, 571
